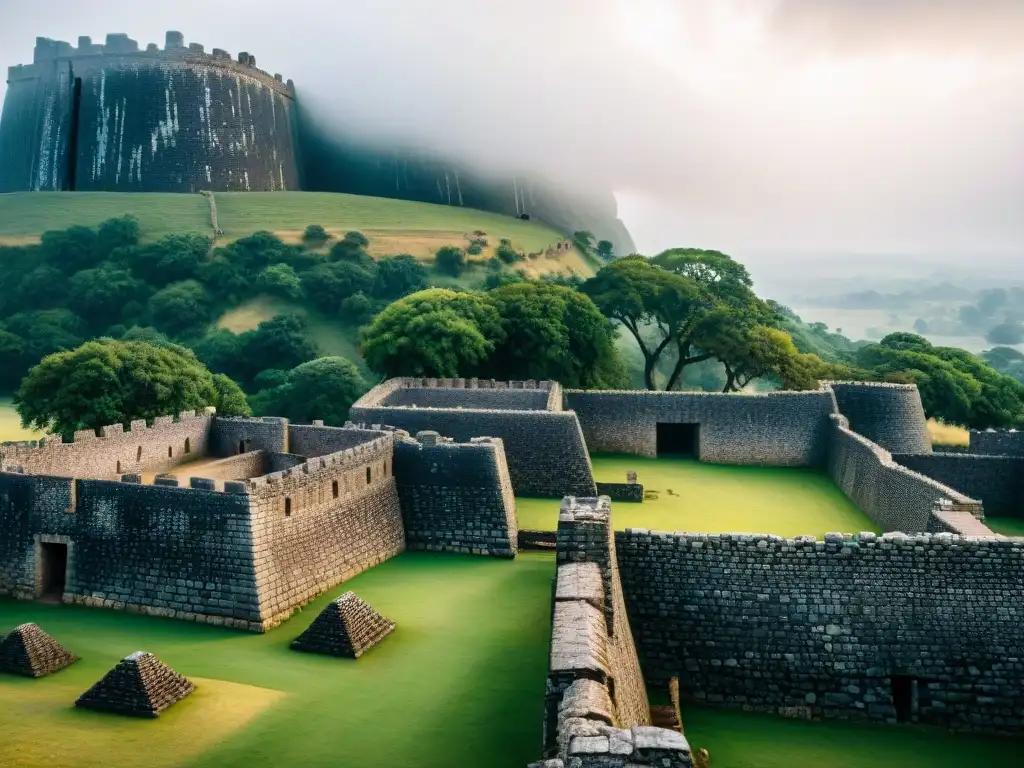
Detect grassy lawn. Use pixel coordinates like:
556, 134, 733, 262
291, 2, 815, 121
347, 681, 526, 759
0, 552, 554, 768
682, 707, 1019, 768
984, 517, 1024, 537
516, 455, 879, 537
0, 397, 39, 442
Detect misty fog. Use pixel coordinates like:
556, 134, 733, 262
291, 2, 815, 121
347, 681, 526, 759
1, 0, 1022, 287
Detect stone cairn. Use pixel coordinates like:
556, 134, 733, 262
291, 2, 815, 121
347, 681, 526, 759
75, 651, 195, 717
291, 591, 395, 658
0, 623, 79, 677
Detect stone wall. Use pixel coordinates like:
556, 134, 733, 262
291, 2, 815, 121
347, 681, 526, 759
895, 453, 1024, 518
392, 431, 517, 557
828, 382, 932, 455
0, 472, 262, 629
0, 410, 213, 479
1, 32, 299, 193
351, 380, 594, 498
244, 432, 405, 629
535, 497, 691, 768
563, 389, 835, 465
384, 387, 550, 410
288, 423, 384, 457
595, 482, 644, 503
617, 528, 1024, 735
210, 416, 287, 457
828, 415, 981, 532
970, 430, 1024, 457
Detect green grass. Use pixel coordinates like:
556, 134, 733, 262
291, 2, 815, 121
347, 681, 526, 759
0, 192, 209, 242
0, 397, 39, 442
984, 517, 1024, 537
682, 707, 1019, 767
515, 455, 880, 537
0, 552, 554, 768
216, 295, 368, 373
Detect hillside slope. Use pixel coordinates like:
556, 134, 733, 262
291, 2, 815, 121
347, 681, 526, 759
0, 191, 596, 277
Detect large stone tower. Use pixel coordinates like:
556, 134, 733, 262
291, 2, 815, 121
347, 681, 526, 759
0, 31, 300, 193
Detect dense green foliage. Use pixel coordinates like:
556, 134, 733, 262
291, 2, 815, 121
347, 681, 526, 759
250, 357, 367, 425
15, 339, 249, 436
434, 245, 467, 277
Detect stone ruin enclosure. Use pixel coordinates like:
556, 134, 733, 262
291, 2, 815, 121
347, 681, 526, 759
3, 377, 1024, 753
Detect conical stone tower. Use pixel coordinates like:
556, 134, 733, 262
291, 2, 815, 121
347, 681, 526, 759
291, 591, 395, 658
0, 623, 79, 677
76, 651, 195, 717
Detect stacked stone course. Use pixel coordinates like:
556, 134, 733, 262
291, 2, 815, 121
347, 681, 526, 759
290, 591, 395, 658
0, 622, 78, 677
969, 429, 1024, 457
351, 378, 596, 498
895, 452, 1024, 519
828, 382, 932, 454
393, 431, 517, 557
76, 650, 195, 717
564, 389, 835, 465
616, 528, 1024, 735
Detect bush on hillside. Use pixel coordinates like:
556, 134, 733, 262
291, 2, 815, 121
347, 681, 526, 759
147, 280, 214, 337
250, 357, 366, 426
434, 245, 467, 277
302, 224, 332, 246
373, 255, 429, 299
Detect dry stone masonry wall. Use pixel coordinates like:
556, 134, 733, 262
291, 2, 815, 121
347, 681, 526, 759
393, 431, 517, 557
617, 528, 1024, 735
351, 378, 595, 498
895, 453, 1024, 519
536, 497, 692, 767
969, 430, 1024, 457
828, 415, 981, 532
828, 383, 932, 455
564, 389, 835, 465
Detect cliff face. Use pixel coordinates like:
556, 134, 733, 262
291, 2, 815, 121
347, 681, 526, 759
296, 106, 636, 255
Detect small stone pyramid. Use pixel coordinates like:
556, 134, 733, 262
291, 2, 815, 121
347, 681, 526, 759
291, 591, 395, 658
0, 623, 79, 677
75, 651, 195, 717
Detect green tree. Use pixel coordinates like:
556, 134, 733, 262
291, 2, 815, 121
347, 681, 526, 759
696, 311, 801, 391
596, 240, 615, 261
302, 224, 332, 247
487, 281, 626, 388
573, 230, 596, 253
856, 333, 1024, 428
434, 245, 467, 277
68, 264, 148, 330
301, 261, 377, 313
257, 263, 303, 300
16, 265, 70, 311
251, 357, 366, 425
362, 289, 504, 377
236, 314, 319, 387
2, 310, 87, 372
0, 328, 26, 391
583, 256, 710, 390
197, 254, 251, 302
122, 233, 210, 286
96, 215, 141, 257
329, 231, 373, 268
14, 339, 249, 436
373, 255, 429, 299
40, 225, 100, 273
147, 280, 214, 336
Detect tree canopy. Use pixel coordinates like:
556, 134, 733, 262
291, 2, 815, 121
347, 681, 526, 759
250, 357, 366, 425
15, 339, 249, 436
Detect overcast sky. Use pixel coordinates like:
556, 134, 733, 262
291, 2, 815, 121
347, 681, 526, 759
1, 0, 1022, 268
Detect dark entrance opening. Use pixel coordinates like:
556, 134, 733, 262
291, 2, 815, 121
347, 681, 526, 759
238, 439, 251, 454
66, 76, 83, 190
891, 675, 914, 722
39, 542, 68, 600
656, 423, 699, 457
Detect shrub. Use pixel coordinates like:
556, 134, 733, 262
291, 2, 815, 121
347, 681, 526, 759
435, 245, 467, 277
302, 224, 332, 246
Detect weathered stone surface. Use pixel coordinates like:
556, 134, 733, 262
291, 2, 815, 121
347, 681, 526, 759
75, 650, 194, 717
0, 622, 78, 677
291, 591, 395, 658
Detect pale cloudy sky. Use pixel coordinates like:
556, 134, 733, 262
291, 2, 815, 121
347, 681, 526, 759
1, 0, 1022, 268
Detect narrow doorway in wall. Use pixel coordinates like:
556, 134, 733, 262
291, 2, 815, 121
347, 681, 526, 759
38, 543, 68, 601
656, 423, 699, 458
891, 675, 915, 723
238, 439, 251, 454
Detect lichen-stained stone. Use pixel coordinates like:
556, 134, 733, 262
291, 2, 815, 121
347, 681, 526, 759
0, 622, 78, 677
75, 651, 194, 717
290, 591, 395, 658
